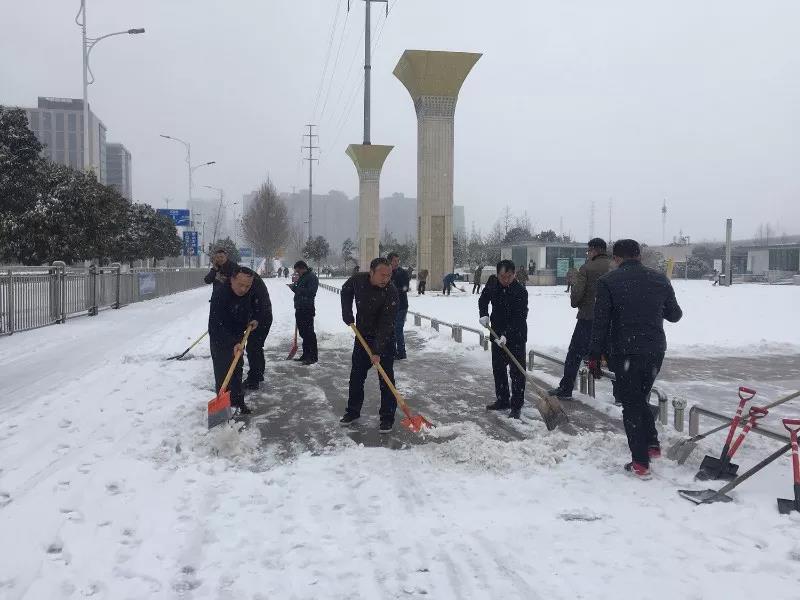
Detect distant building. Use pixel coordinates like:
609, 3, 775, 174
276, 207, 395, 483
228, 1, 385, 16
453, 205, 466, 238
501, 240, 587, 285
106, 143, 132, 200
746, 243, 800, 276
23, 97, 107, 183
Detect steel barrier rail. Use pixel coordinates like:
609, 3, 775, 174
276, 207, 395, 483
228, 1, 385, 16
688, 405, 790, 444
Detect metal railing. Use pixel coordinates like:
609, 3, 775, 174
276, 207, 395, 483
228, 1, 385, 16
688, 404, 790, 444
1, 263, 208, 336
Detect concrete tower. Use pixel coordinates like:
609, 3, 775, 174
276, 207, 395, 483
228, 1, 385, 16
393, 50, 481, 290
346, 144, 393, 268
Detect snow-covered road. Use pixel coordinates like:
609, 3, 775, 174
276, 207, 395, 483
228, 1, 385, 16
1, 279, 798, 599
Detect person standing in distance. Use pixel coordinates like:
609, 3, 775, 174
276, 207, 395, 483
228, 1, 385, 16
472, 264, 484, 294
289, 261, 319, 365
478, 260, 529, 419
589, 239, 683, 479
204, 247, 235, 291
549, 238, 613, 400
340, 258, 399, 433
387, 252, 410, 360
208, 266, 259, 414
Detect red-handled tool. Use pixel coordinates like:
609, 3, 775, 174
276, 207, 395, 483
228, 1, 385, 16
777, 418, 800, 515
696, 387, 761, 481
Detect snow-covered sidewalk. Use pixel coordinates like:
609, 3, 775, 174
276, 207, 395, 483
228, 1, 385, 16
1, 280, 798, 599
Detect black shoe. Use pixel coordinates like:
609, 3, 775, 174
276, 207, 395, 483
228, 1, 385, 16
244, 378, 261, 391
339, 413, 360, 425
301, 358, 318, 365
379, 420, 394, 434
293, 355, 307, 362
486, 401, 511, 411
508, 408, 521, 419
395, 352, 407, 360
232, 401, 252, 415
547, 387, 573, 400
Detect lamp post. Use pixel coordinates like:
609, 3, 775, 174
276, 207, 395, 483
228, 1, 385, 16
77, 1, 144, 173
203, 185, 225, 247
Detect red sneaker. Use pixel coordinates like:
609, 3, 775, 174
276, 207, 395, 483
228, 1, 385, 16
624, 462, 652, 480
648, 446, 662, 460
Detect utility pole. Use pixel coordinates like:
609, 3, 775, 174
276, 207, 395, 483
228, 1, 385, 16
662, 199, 668, 245
608, 197, 613, 242
349, 0, 388, 144
302, 124, 319, 241
724, 218, 733, 287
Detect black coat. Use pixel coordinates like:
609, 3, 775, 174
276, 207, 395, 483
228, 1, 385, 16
341, 272, 399, 354
590, 260, 683, 357
204, 260, 235, 289
291, 269, 318, 312
391, 267, 410, 309
478, 279, 528, 343
208, 279, 255, 348
250, 274, 273, 334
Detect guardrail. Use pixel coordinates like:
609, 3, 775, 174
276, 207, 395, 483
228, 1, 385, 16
688, 404, 790, 444
1, 263, 208, 336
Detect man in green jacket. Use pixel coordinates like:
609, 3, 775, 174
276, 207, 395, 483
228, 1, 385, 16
549, 238, 613, 399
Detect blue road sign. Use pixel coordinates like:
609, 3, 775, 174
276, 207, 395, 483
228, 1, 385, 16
183, 231, 199, 256
157, 208, 191, 227
239, 247, 253, 258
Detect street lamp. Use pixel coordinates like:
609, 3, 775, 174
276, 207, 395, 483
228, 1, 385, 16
159, 134, 215, 227
203, 185, 225, 246
76, 1, 144, 172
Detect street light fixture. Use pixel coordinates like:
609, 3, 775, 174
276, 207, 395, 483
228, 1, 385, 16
76, 1, 144, 172
159, 134, 215, 227
203, 185, 225, 246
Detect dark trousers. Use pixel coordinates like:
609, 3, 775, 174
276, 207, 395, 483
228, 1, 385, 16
394, 308, 407, 356
491, 341, 526, 409
245, 325, 269, 382
472, 281, 481, 294
610, 353, 664, 466
346, 338, 397, 422
558, 318, 594, 392
418, 280, 426, 294
210, 338, 244, 406
443, 283, 452, 296
296, 309, 317, 360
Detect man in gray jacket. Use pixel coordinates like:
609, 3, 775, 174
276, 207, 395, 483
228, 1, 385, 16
549, 238, 613, 399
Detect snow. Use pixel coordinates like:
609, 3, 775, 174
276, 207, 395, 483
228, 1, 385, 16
1, 278, 799, 599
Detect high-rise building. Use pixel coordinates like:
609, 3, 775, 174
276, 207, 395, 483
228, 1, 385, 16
106, 143, 132, 200
24, 97, 107, 183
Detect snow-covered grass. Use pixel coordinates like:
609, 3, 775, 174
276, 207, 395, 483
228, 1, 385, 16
1, 279, 799, 599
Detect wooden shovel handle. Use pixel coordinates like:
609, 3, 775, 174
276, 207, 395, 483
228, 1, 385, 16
349, 323, 410, 412
219, 325, 253, 394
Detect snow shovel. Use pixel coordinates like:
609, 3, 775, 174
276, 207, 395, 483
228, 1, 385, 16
349, 323, 434, 433
208, 326, 253, 429
693, 386, 756, 479
777, 418, 800, 515
667, 389, 800, 464
486, 326, 569, 431
286, 326, 298, 360
167, 330, 208, 360
696, 404, 768, 481
679, 441, 792, 504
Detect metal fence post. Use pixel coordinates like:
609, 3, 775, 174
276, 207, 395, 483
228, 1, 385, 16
431, 319, 439, 332
7, 269, 14, 334
587, 372, 596, 398
452, 325, 462, 343
672, 397, 687, 432
528, 350, 535, 371
579, 367, 588, 394
51, 261, 66, 323
110, 263, 121, 309
88, 265, 98, 316
414, 314, 422, 326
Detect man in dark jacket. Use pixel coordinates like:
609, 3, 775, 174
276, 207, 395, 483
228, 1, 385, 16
478, 260, 529, 419
589, 239, 683, 479
472, 265, 484, 294
442, 272, 458, 296
289, 261, 319, 365
417, 269, 428, 295
243, 269, 273, 390
388, 252, 410, 360
204, 248, 235, 290
549, 238, 613, 399
208, 266, 261, 414
340, 257, 399, 433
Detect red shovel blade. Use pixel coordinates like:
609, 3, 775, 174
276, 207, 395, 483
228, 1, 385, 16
286, 340, 298, 360
208, 390, 232, 429
401, 414, 435, 433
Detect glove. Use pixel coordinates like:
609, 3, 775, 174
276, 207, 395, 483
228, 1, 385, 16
587, 357, 603, 379
479, 316, 491, 328
494, 335, 507, 347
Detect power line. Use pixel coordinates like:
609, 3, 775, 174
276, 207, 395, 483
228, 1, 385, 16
311, 0, 344, 122
318, 7, 353, 122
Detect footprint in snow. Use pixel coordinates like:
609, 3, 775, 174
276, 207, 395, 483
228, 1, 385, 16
60, 508, 84, 523
106, 483, 121, 495
0, 492, 11, 507
58, 419, 72, 429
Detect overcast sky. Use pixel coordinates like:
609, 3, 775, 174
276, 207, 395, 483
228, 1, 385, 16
2, 0, 799, 244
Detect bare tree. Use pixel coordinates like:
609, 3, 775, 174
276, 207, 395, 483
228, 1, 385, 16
242, 181, 289, 260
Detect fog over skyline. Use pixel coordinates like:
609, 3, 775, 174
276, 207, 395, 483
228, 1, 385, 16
2, 0, 799, 245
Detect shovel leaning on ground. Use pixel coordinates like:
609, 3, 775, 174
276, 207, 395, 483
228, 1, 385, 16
678, 440, 792, 505
207, 326, 253, 429
693, 386, 756, 479
667, 389, 800, 465
286, 326, 299, 360
349, 323, 434, 433
696, 404, 768, 481
167, 330, 208, 360
485, 326, 569, 431
777, 419, 800, 515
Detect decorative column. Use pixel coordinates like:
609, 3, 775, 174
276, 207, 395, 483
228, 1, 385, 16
393, 50, 481, 290
346, 144, 393, 269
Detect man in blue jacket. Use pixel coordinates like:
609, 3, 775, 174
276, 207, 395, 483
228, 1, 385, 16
589, 239, 683, 479
289, 261, 319, 365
